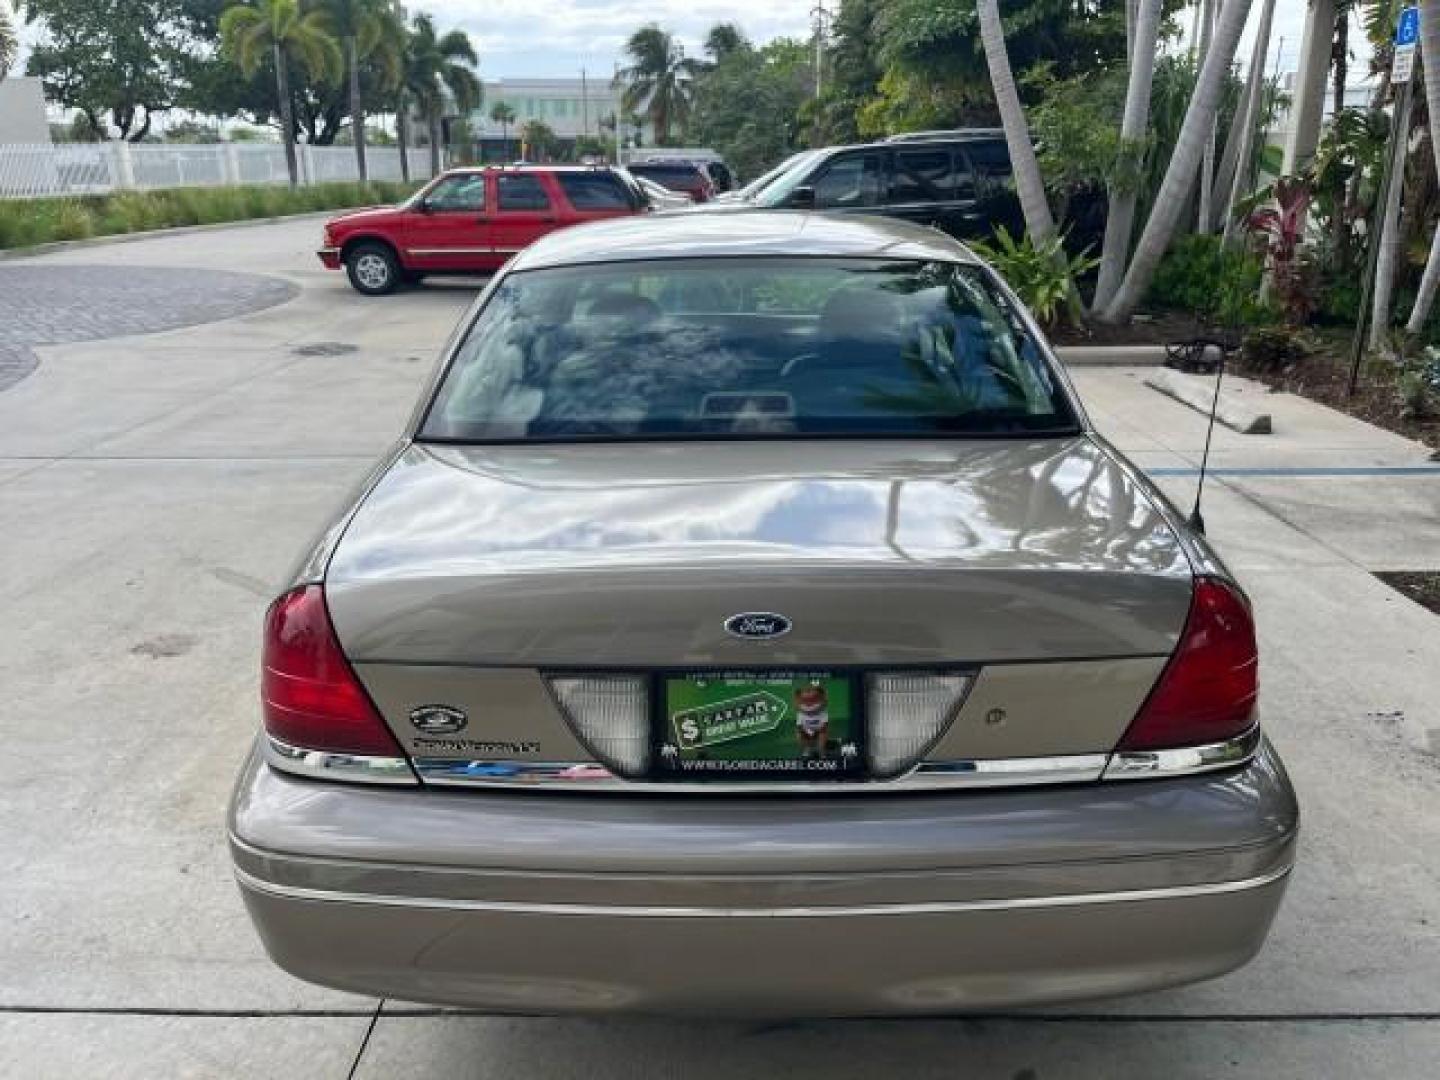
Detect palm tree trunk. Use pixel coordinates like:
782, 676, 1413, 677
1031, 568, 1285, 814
397, 95, 411, 183
1094, 0, 1163, 312
1220, 0, 1278, 244
1408, 0, 1440, 332
429, 111, 442, 176
1195, 0, 1217, 233
1100, 0, 1256, 324
1370, 78, 1415, 349
275, 40, 299, 187
975, 0, 1058, 247
348, 35, 367, 182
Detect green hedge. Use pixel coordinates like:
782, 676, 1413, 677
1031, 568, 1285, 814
0, 181, 420, 251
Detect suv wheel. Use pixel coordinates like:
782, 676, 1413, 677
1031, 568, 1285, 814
346, 242, 400, 295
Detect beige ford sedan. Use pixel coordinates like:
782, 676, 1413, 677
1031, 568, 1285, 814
230, 211, 1297, 1016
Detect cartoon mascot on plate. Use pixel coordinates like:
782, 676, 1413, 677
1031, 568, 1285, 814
794, 684, 831, 760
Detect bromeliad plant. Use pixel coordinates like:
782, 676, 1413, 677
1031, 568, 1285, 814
970, 227, 1099, 328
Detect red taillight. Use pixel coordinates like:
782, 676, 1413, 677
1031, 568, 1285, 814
261, 585, 403, 756
1118, 578, 1259, 751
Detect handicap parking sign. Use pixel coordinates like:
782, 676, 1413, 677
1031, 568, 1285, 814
1396, 6, 1419, 47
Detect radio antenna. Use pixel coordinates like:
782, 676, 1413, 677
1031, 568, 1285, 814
1189, 349, 1225, 535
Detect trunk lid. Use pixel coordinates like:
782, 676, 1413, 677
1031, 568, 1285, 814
326, 437, 1193, 668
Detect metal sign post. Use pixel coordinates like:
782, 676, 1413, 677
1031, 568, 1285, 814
1348, 5, 1419, 395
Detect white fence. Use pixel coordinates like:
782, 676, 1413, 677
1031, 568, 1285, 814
0, 142, 434, 199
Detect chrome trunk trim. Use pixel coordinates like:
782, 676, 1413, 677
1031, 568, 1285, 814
411, 754, 1109, 791
264, 735, 417, 785
233, 861, 1294, 917
1102, 725, 1262, 781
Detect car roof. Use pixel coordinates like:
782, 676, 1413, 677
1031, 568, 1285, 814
508, 210, 980, 272
443, 164, 621, 175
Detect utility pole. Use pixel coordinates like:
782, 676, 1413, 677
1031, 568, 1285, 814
810, 2, 829, 99
1350, 5, 1420, 391
613, 61, 623, 164
581, 68, 589, 139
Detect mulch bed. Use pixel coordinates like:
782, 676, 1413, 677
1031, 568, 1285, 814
1053, 312, 1440, 452
1050, 311, 1213, 347
1375, 572, 1440, 616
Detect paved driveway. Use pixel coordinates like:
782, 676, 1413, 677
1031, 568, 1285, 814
1, 220, 1437, 1078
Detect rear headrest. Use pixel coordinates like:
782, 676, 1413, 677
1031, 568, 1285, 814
589, 292, 662, 326
819, 286, 906, 341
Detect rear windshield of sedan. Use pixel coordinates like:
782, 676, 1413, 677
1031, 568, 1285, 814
421, 258, 1079, 442
627, 164, 704, 184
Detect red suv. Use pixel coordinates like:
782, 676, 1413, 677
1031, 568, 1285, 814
318, 165, 646, 294
625, 161, 717, 203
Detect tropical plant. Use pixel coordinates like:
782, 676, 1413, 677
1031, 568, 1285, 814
489, 100, 515, 159
519, 118, 557, 161
688, 37, 811, 180
615, 25, 702, 146
1, 3, 18, 81
1247, 177, 1316, 326
401, 12, 480, 177
323, 0, 403, 181
971, 227, 1099, 327
220, 0, 342, 186
1098, 0, 1256, 323
1240, 326, 1311, 374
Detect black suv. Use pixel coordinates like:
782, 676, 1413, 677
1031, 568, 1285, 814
746, 133, 1024, 242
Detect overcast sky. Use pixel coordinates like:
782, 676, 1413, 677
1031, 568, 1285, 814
5, 0, 1362, 90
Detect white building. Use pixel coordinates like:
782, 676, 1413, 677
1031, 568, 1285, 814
470, 77, 653, 160
0, 77, 52, 145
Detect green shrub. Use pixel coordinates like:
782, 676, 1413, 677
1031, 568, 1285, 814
1240, 327, 1310, 374
0, 181, 419, 250
1149, 234, 1272, 326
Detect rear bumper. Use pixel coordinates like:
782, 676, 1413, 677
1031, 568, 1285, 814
229, 740, 1298, 1016
316, 247, 341, 269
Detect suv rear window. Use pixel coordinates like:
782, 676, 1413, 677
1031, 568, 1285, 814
422, 257, 1077, 442
557, 172, 634, 210
497, 174, 552, 210
629, 163, 703, 184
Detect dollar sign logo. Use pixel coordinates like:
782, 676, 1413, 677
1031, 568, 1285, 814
679, 717, 700, 745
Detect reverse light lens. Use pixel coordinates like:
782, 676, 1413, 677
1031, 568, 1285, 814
1117, 577, 1259, 752
261, 585, 403, 757
547, 675, 651, 776
866, 672, 972, 777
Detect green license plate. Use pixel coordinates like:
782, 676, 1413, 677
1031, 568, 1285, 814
657, 672, 862, 779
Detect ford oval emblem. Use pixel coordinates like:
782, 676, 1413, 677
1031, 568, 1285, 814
409, 704, 468, 734
724, 612, 793, 640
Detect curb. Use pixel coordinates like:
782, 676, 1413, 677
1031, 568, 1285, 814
1055, 345, 1168, 366
0, 210, 339, 260
1144, 368, 1272, 434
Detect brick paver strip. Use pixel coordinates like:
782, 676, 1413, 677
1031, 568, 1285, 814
0, 265, 299, 392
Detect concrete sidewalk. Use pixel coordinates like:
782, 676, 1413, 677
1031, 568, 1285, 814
1, 221, 1437, 1078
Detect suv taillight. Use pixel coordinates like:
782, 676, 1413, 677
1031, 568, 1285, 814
1117, 577, 1258, 751
261, 585, 402, 756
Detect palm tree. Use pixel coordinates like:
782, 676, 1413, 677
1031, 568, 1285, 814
703, 23, 749, 62
1098, 0, 1255, 323
221, 0, 342, 186
490, 101, 516, 160
615, 25, 702, 146
323, 0, 403, 181
1093, 0, 1163, 312
1407, 0, 1440, 332
1, 3, 18, 82
974, 0, 1079, 322
402, 13, 481, 177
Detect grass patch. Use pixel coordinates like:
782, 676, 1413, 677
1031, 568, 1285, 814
0, 181, 420, 251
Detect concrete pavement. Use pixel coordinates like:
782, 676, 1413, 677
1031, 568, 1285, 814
1, 219, 1437, 1077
